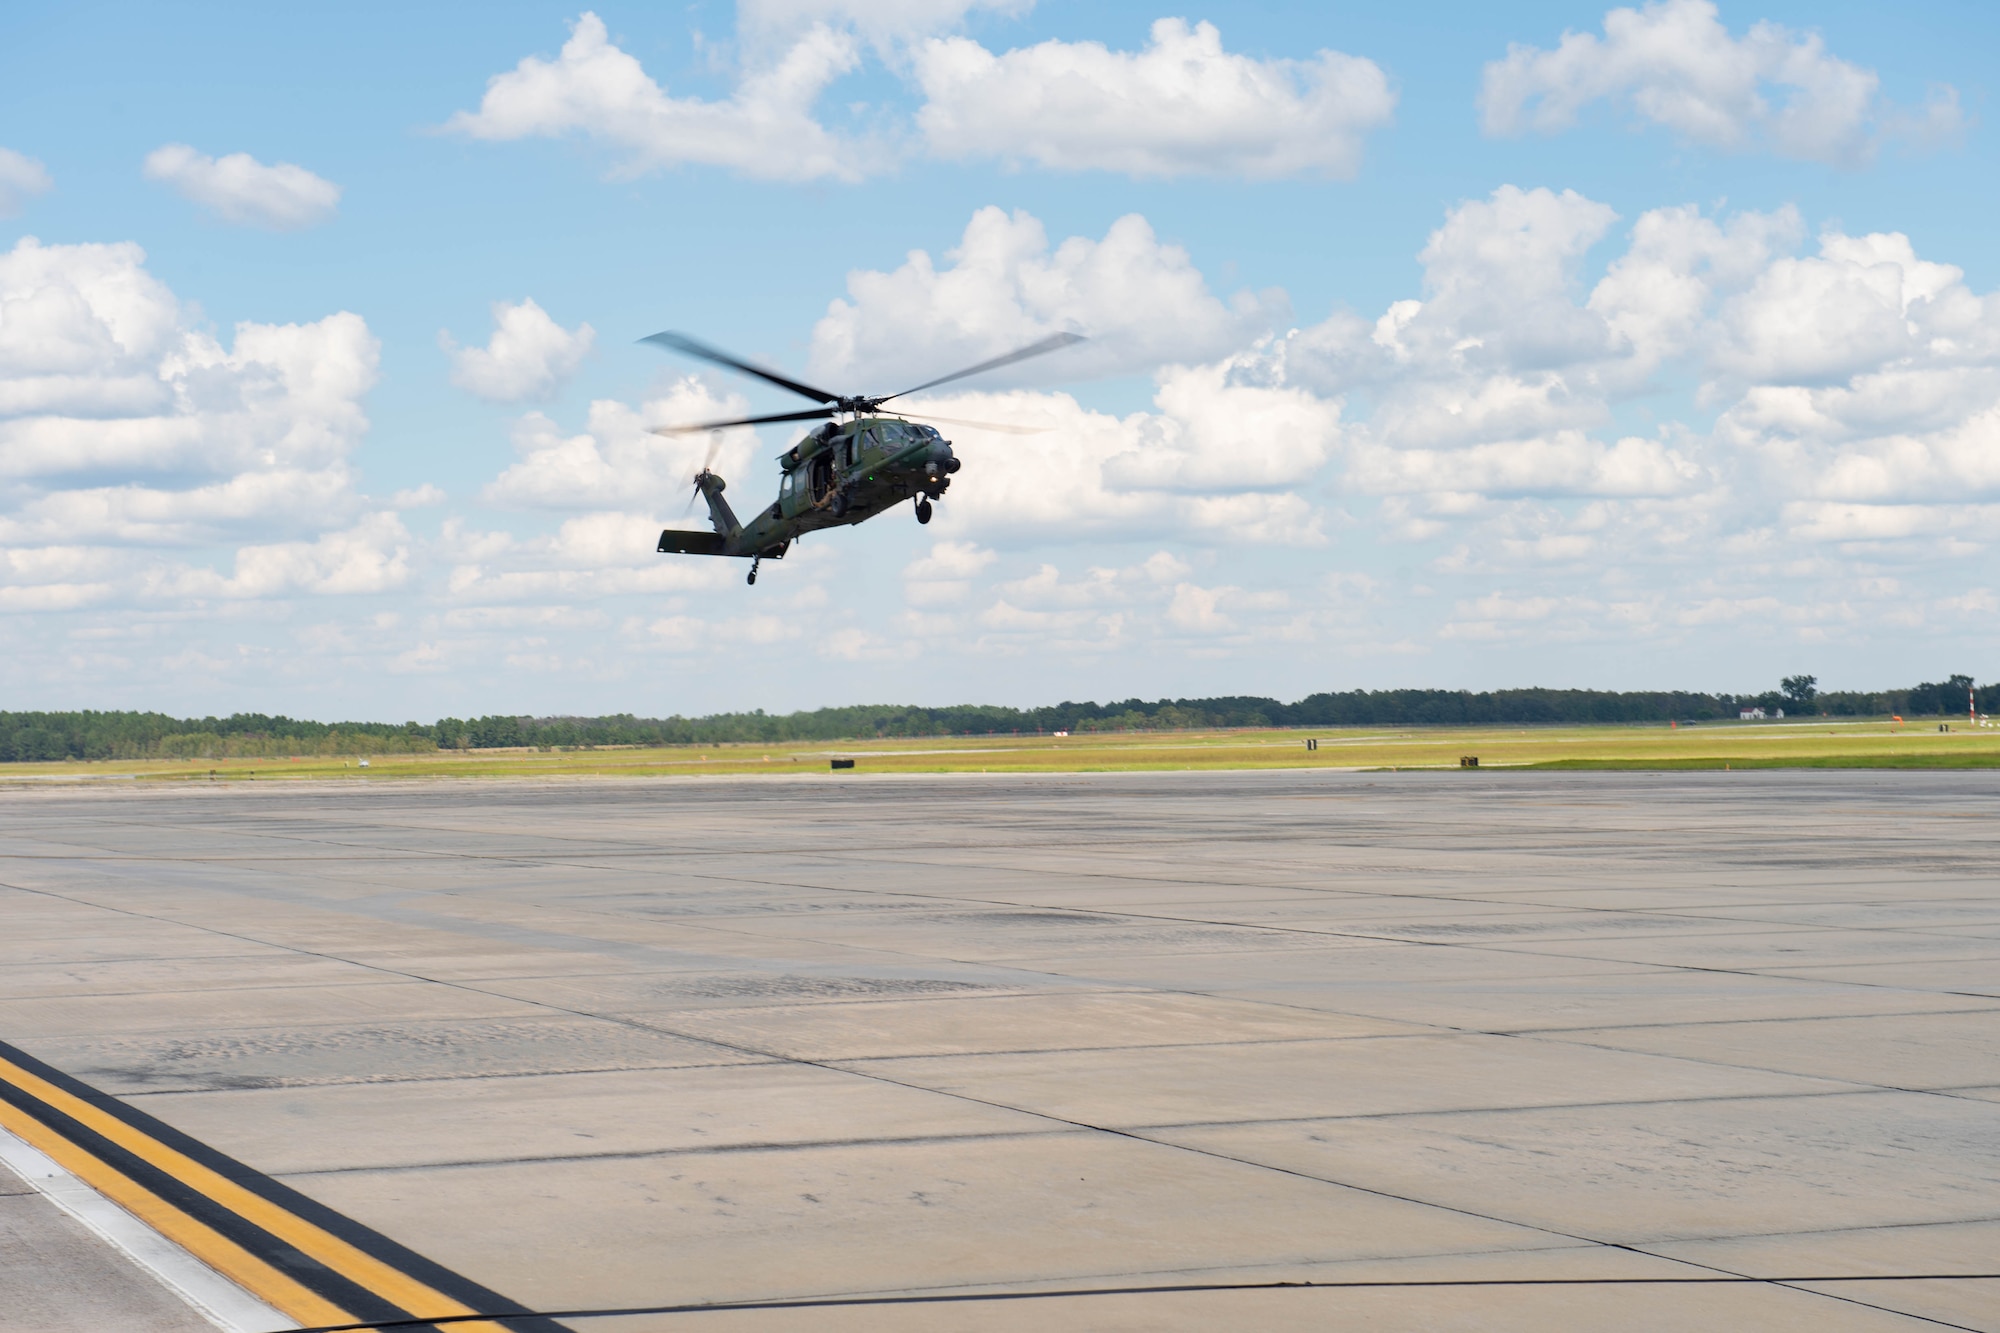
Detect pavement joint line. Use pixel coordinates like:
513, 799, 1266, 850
1494, 1005, 2000, 1036
0, 1121, 299, 1333
266, 1271, 2000, 1333
1651, 1212, 2000, 1244
108, 1059, 783, 1098
664, 864, 2000, 937
1096, 1085, 1946, 1132
0, 1039, 564, 1333
280, 1128, 1080, 1175
1513, 1030, 1999, 1100
788, 1033, 1441, 1063
0, 978, 469, 1003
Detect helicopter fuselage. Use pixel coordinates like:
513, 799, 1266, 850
657, 416, 959, 564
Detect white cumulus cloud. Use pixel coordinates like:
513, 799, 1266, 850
441, 511, 735, 605
443, 298, 595, 402
0, 238, 376, 490
141, 144, 342, 230
903, 539, 996, 605
1713, 230, 1969, 386
931, 550, 1295, 655
445, 12, 878, 183
1780, 500, 2000, 545
454, 13, 1394, 184
1712, 231, 2000, 508
1480, 0, 1960, 166
156, 513, 413, 599
810, 206, 1285, 387
0, 148, 53, 218
1403, 184, 1622, 374
915, 18, 1395, 178
899, 374, 1333, 547
483, 379, 757, 511
0, 236, 404, 618
1346, 432, 1703, 499
1208, 182, 2000, 596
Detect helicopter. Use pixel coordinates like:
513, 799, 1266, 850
642, 329, 1084, 584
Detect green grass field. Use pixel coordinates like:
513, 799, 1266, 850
3, 718, 1998, 783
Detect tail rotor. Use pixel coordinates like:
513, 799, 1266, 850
681, 432, 725, 515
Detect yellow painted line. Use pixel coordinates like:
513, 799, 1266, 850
0, 1053, 517, 1332
0, 1094, 351, 1326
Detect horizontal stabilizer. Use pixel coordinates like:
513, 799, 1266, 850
656, 529, 730, 556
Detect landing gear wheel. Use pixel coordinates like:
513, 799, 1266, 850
747, 556, 761, 586
915, 498, 933, 525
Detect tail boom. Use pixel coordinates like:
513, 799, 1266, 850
658, 468, 772, 557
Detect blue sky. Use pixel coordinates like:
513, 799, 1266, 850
2, 0, 1996, 719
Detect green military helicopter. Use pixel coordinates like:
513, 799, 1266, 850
642, 329, 1084, 584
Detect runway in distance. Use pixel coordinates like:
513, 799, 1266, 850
642, 330, 1084, 584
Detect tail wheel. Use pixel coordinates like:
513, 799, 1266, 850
915, 498, 933, 524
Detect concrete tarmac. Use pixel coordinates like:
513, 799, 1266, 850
1, 770, 1997, 1330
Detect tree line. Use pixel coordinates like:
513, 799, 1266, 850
0, 676, 1990, 762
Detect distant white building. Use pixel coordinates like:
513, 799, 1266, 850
1740, 707, 1764, 720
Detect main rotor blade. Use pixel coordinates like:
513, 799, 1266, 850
880, 331, 1086, 402
896, 410, 1048, 436
639, 331, 840, 405
648, 408, 833, 435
